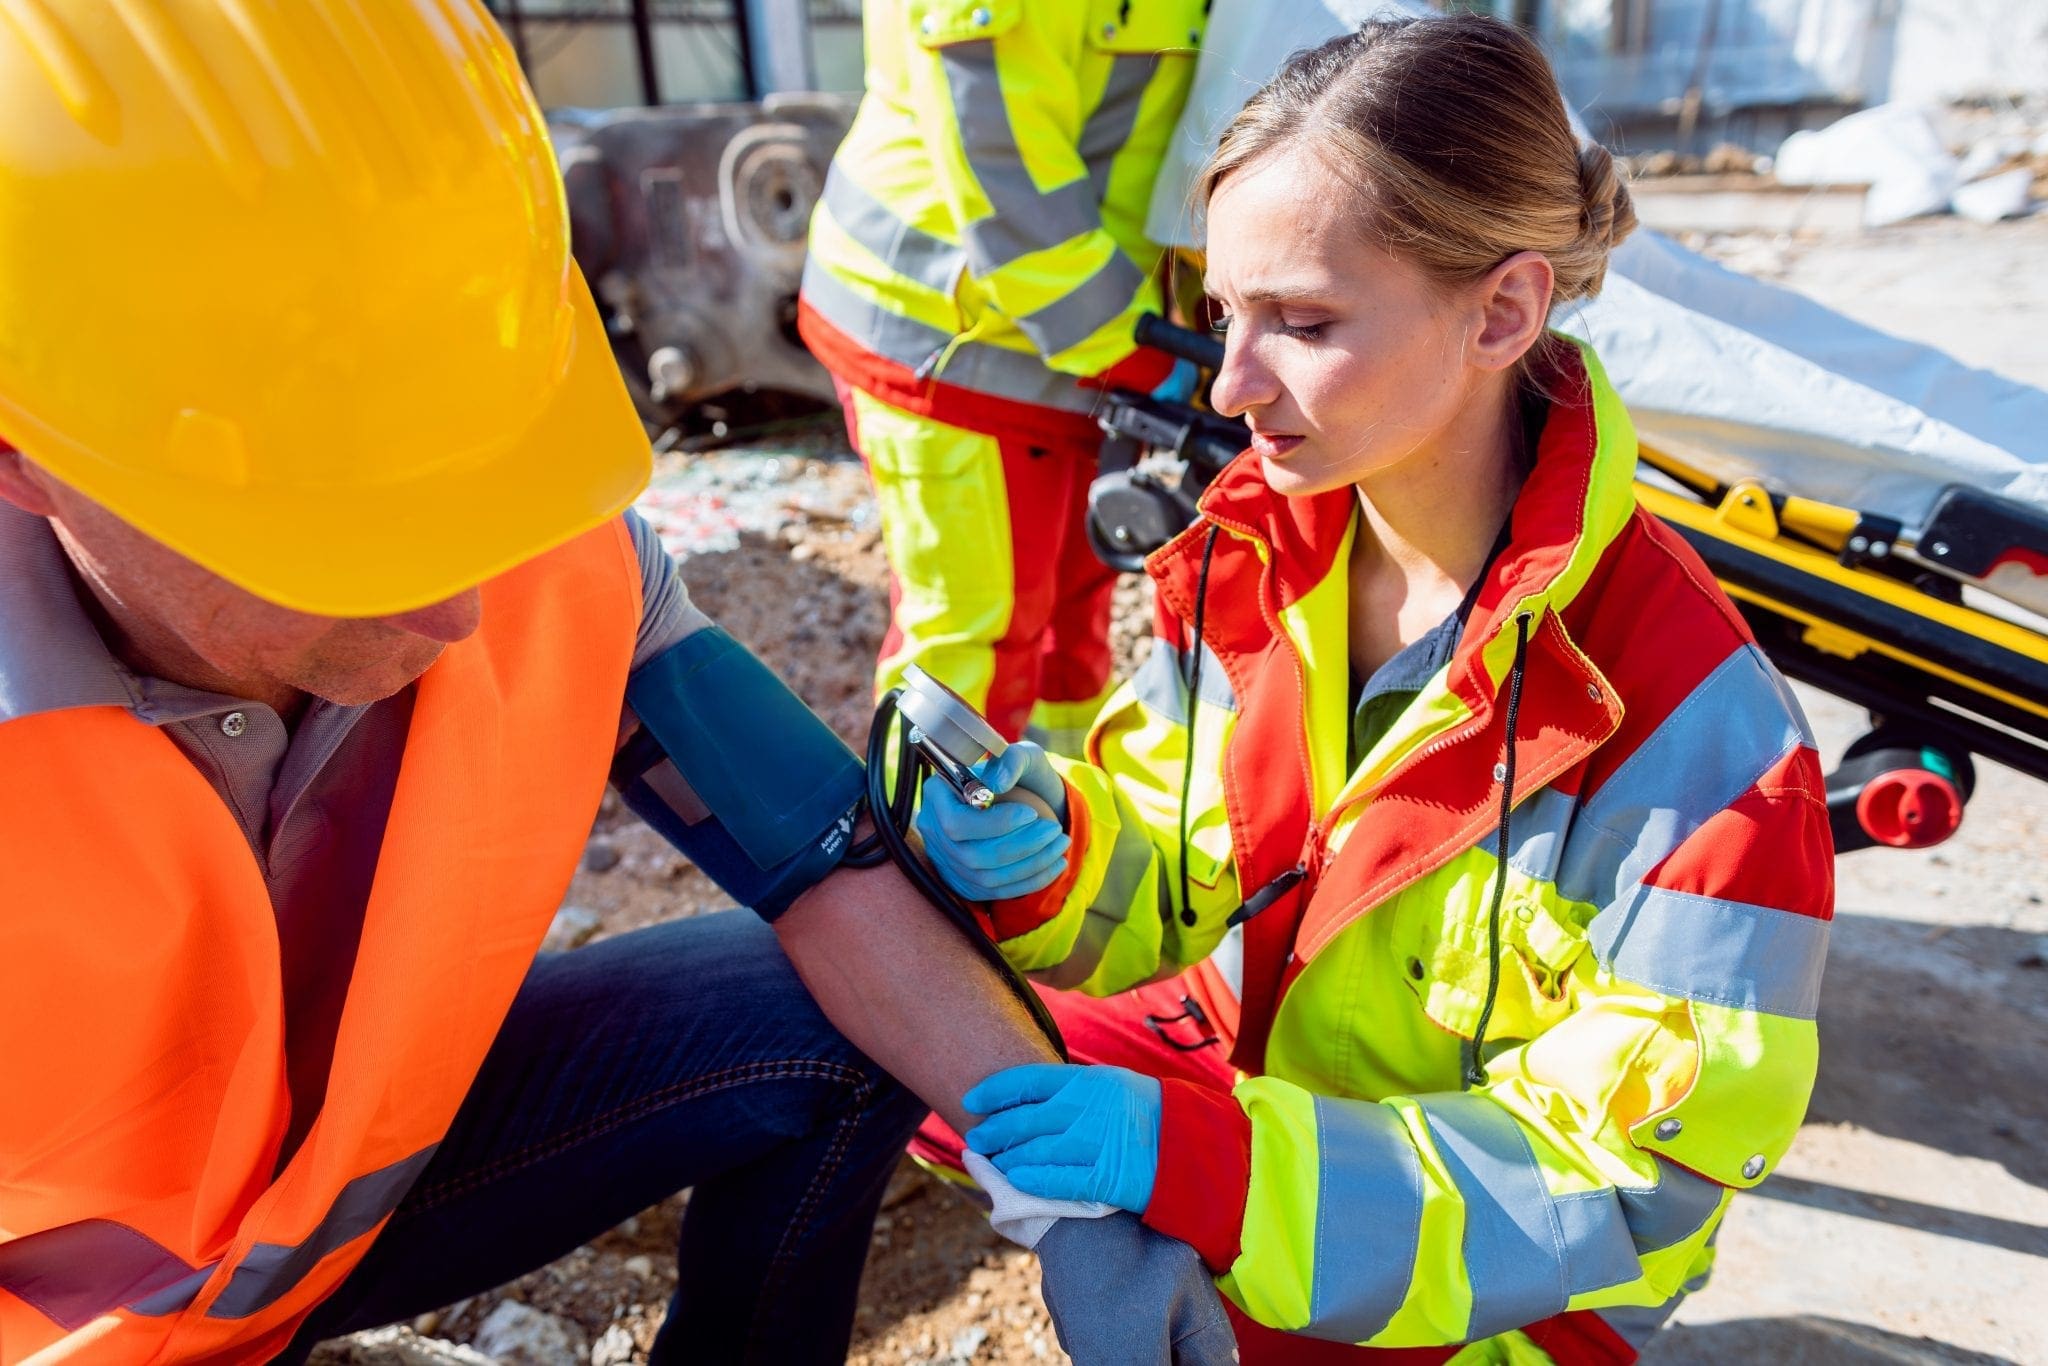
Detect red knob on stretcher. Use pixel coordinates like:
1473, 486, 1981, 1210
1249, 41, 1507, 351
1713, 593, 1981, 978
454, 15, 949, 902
1853, 766, 1965, 848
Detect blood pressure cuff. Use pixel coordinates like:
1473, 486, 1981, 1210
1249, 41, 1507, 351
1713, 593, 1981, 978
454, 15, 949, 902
612, 627, 865, 921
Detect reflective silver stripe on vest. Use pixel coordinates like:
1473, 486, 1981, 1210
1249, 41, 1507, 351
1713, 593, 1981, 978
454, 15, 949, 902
1616, 1156, 1727, 1256
1590, 884, 1830, 1019
0, 1217, 208, 1330
800, 263, 1098, 414
818, 166, 965, 295
1131, 640, 1238, 725
128, 1264, 214, 1317
1415, 1093, 1642, 1342
205, 1145, 438, 1319
1304, 1096, 1423, 1343
944, 43, 1101, 270
1556, 644, 1808, 910
1015, 248, 1147, 358
1034, 801, 1163, 990
1081, 55, 1159, 206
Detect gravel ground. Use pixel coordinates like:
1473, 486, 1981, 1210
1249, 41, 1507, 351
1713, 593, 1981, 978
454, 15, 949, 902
317, 214, 2048, 1366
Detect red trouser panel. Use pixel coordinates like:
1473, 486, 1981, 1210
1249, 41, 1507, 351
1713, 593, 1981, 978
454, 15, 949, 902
836, 380, 1116, 741
914, 981, 1636, 1366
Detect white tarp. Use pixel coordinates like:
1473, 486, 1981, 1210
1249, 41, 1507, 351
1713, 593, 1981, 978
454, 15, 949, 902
1146, 0, 2048, 530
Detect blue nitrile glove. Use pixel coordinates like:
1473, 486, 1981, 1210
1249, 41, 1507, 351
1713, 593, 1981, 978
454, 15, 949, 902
915, 740, 1070, 902
964, 1063, 1162, 1213
1150, 356, 1200, 405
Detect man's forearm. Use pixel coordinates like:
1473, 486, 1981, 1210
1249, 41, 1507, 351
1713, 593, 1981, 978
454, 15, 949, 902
773, 857, 1057, 1132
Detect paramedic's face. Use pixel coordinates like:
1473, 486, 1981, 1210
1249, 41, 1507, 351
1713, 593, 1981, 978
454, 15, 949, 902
0, 451, 481, 706
1204, 146, 1482, 498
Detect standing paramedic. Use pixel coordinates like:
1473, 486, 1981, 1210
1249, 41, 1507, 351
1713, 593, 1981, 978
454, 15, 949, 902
798, 0, 1204, 758
0, 5, 1230, 1363
914, 16, 1836, 1363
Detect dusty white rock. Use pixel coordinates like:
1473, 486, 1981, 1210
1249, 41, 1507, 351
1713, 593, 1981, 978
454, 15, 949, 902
620, 1254, 655, 1279
472, 1302, 588, 1366
589, 1323, 636, 1366
310, 1326, 499, 1366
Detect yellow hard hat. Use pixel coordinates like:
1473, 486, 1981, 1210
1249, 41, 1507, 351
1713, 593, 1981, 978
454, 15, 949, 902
0, 0, 650, 615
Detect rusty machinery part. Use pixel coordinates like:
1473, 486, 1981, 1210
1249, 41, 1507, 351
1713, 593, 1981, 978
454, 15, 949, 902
549, 94, 857, 442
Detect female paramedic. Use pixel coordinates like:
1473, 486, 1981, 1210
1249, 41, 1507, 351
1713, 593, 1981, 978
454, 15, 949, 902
917, 15, 1835, 1365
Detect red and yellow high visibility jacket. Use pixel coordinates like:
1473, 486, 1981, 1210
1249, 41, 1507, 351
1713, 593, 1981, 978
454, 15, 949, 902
797, 0, 1201, 440
0, 525, 639, 1363
993, 339, 1834, 1360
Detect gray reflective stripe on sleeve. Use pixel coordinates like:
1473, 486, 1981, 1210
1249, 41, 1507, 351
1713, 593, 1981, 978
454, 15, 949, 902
1590, 884, 1830, 1019
1505, 785, 1577, 883
0, 1217, 209, 1330
1081, 55, 1159, 205
799, 265, 1096, 414
1596, 1296, 1685, 1348
206, 1146, 438, 1319
1617, 1157, 1727, 1256
818, 166, 966, 295
1555, 645, 1808, 910
1131, 640, 1237, 725
1033, 802, 1161, 989
1304, 1097, 1423, 1343
1416, 1093, 1647, 1341
1015, 249, 1147, 358
1551, 1190, 1643, 1294
942, 44, 1105, 271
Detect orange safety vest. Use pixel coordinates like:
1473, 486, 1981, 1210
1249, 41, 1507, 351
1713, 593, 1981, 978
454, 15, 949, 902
0, 521, 640, 1364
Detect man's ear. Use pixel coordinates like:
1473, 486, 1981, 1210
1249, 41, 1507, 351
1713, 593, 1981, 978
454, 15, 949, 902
1469, 250, 1554, 374
0, 442, 58, 517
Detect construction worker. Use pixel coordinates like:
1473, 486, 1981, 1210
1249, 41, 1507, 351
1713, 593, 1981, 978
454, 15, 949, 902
911, 16, 1834, 1364
0, 5, 1232, 1363
797, 0, 1205, 757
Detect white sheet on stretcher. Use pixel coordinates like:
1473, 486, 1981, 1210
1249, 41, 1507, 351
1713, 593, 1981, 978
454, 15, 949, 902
1145, 0, 2048, 533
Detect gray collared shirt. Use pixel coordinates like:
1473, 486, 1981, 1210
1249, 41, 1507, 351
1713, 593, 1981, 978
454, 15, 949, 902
0, 503, 706, 1161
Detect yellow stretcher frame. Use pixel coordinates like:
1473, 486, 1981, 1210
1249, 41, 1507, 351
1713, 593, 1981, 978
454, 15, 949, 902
1634, 444, 2048, 786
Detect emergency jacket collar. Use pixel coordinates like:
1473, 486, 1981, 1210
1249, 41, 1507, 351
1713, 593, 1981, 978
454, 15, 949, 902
1150, 336, 1640, 673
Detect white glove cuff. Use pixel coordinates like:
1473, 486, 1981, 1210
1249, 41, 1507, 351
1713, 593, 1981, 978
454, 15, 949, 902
962, 1150, 1116, 1250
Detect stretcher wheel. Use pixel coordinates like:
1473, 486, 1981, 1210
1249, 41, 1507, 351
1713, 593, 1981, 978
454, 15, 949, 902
1824, 727, 1976, 854
1853, 766, 1964, 848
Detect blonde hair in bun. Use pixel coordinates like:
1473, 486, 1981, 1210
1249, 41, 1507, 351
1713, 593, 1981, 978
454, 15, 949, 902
1204, 14, 1638, 307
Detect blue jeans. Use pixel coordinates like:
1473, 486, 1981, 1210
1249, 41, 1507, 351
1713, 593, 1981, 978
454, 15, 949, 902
282, 912, 928, 1364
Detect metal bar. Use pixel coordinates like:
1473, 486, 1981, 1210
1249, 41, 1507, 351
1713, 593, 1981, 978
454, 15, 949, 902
732, 0, 761, 101
741, 0, 815, 95
630, 0, 660, 106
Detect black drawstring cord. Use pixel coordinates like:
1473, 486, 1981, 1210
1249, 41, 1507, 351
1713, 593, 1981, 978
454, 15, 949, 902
1177, 525, 1221, 931
1465, 611, 1533, 1089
